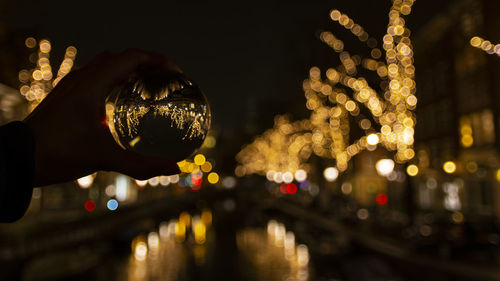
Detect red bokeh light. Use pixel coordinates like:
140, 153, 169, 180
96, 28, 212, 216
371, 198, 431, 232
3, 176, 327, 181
286, 183, 297, 194
191, 175, 202, 186
376, 194, 388, 205
84, 200, 96, 212
280, 183, 287, 194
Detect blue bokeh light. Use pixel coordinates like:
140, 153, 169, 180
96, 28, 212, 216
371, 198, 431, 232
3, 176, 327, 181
107, 199, 118, 211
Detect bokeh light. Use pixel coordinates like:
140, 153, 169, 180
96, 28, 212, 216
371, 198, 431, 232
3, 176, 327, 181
376, 159, 395, 176
323, 167, 339, 182
107, 199, 118, 211
406, 164, 419, 176
294, 169, 307, 182
84, 200, 96, 212
443, 161, 457, 174
376, 194, 388, 205
194, 154, 206, 166
207, 172, 219, 184
286, 183, 298, 194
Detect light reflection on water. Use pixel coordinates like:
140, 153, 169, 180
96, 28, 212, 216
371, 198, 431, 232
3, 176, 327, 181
125, 231, 189, 281
237, 223, 310, 281
124, 211, 209, 281
122, 219, 310, 281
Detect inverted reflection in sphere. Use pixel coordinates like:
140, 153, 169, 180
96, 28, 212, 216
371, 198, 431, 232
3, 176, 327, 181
106, 71, 211, 161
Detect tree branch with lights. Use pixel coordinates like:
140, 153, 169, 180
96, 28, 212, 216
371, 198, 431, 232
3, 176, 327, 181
236, 0, 417, 183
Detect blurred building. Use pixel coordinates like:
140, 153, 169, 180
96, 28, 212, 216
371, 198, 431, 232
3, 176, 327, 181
0, 83, 27, 125
413, 0, 500, 218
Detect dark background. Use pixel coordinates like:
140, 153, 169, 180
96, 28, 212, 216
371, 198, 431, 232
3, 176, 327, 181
0, 0, 452, 130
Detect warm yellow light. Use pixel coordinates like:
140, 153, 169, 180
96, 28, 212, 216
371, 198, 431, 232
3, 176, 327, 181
186, 163, 196, 173
77, 174, 95, 189
135, 179, 148, 187
193, 221, 206, 244
460, 125, 472, 135
66, 46, 77, 57
496, 169, 500, 182
266, 170, 276, 181
148, 177, 159, 186
201, 209, 212, 226
461, 134, 473, 147
282, 172, 294, 183
194, 154, 206, 166
366, 133, 379, 145
201, 161, 213, 173
470, 36, 482, 47
234, 1, 418, 182
404, 148, 415, 160
376, 159, 394, 176
169, 174, 180, 184
235, 166, 246, 177
159, 176, 170, 186
177, 160, 187, 166
39, 40, 51, 53
323, 167, 339, 182
25, 37, 37, 48
330, 9, 341, 21
207, 172, 219, 184
294, 169, 307, 182
134, 241, 148, 261
406, 95, 417, 106
179, 212, 191, 228
174, 221, 186, 243
443, 161, 456, 174
406, 164, 418, 176
345, 100, 356, 111
32, 70, 43, 80
470, 35, 500, 56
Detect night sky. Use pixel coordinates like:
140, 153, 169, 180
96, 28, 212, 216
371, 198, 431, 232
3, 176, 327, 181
1, 0, 452, 130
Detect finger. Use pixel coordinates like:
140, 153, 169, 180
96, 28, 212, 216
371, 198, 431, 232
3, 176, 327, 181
101, 49, 181, 87
106, 149, 182, 180
144, 50, 182, 73
25, 69, 84, 118
85, 51, 114, 68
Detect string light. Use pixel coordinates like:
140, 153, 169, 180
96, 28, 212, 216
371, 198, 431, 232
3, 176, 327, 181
470, 36, 500, 57
237, 1, 416, 181
19, 38, 77, 112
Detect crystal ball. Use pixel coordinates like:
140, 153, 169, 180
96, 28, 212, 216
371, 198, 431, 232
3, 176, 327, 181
105, 70, 211, 161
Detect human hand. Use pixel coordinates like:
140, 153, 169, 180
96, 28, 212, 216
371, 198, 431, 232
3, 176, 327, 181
24, 49, 182, 186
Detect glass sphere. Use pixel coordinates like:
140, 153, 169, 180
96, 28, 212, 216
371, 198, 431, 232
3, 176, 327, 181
105, 70, 211, 161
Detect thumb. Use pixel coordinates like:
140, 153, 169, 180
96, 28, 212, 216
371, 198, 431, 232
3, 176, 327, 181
99, 49, 181, 91
109, 150, 182, 180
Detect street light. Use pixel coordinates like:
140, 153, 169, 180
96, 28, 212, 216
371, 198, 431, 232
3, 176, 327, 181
443, 161, 456, 174
406, 164, 419, 176
376, 159, 395, 177
323, 167, 339, 182
366, 133, 379, 145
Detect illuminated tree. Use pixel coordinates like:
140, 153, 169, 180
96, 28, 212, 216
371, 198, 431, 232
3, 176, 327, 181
469, 36, 500, 57
18, 37, 77, 112
236, 0, 417, 180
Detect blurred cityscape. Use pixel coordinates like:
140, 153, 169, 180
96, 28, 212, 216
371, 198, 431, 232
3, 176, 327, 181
1, 0, 500, 280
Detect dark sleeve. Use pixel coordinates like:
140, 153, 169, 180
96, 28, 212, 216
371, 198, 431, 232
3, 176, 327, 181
0, 121, 35, 222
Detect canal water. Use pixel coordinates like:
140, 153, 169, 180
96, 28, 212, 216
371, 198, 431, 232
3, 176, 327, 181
14, 201, 424, 281
117, 222, 310, 281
